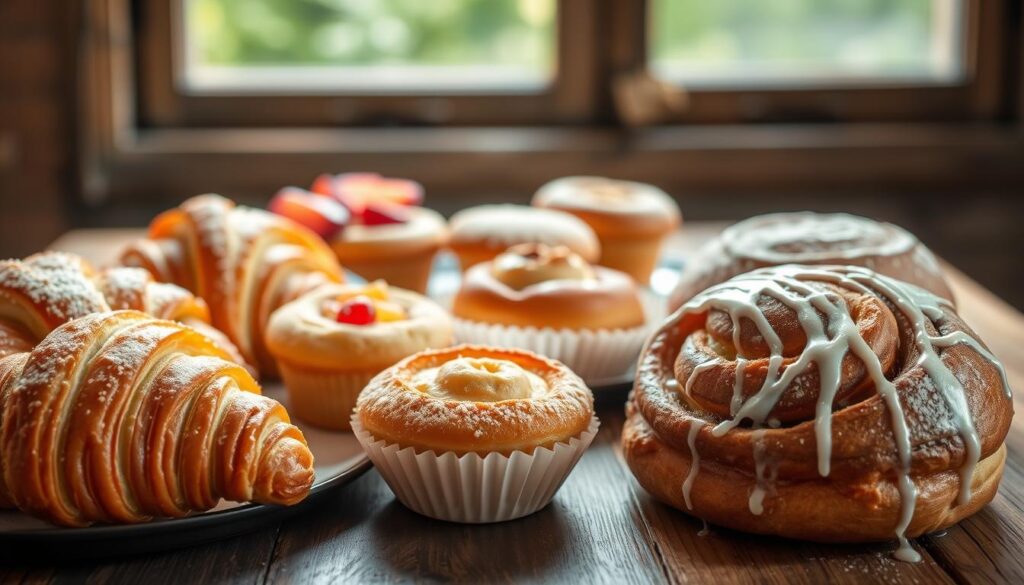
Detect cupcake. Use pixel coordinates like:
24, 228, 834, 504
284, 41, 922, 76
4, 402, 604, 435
532, 176, 681, 284
352, 344, 599, 523
265, 280, 453, 430
330, 206, 448, 294
269, 174, 447, 293
448, 204, 600, 272
451, 243, 650, 383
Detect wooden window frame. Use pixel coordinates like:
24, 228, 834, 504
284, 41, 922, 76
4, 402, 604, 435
608, 0, 1010, 123
77, 0, 1024, 211
135, 0, 599, 127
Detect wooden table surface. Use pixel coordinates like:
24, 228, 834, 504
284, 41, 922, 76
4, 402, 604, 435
2, 223, 1022, 584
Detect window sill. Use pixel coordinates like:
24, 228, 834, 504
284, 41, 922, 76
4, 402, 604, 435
90, 122, 1024, 206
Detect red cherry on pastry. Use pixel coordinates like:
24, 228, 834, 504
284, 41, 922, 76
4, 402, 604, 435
362, 203, 410, 226
336, 296, 377, 325
268, 187, 350, 239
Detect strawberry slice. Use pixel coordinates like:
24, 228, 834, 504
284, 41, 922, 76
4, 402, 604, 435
268, 187, 350, 239
362, 203, 410, 226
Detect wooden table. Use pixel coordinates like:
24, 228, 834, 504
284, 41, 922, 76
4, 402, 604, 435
3, 224, 1022, 584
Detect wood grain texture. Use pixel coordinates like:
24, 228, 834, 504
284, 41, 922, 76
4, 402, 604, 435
10, 224, 1019, 584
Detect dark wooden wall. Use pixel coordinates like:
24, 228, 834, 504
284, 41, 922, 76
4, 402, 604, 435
0, 1, 72, 258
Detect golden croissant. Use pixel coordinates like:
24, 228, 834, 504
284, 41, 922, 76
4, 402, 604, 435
0, 251, 246, 368
0, 310, 314, 526
120, 194, 345, 374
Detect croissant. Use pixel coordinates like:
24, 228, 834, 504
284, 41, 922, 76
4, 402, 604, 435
0, 251, 246, 368
0, 310, 314, 526
623, 265, 1012, 561
120, 194, 345, 375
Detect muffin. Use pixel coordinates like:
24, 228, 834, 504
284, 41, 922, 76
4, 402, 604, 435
265, 281, 452, 430
330, 206, 448, 294
448, 204, 600, 272
352, 344, 599, 523
451, 243, 649, 382
532, 176, 681, 284
668, 212, 954, 312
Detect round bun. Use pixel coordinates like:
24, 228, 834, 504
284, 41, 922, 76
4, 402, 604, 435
266, 283, 453, 371
452, 243, 645, 330
448, 205, 600, 271
626, 265, 1012, 547
356, 344, 594, 455
331, 207, 447, 261
669, 212, 952, 311
532, 176, 680, 238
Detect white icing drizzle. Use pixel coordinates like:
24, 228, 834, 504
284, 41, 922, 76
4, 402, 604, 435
749, 429, 768, 515
698, 519, 710, 536
730, 358, 746, 416
682, 420, 704, 510
672, 264, 1010, 562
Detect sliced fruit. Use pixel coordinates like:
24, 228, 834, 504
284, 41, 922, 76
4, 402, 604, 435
268, 187, 350, 239
362, 203, 410, 226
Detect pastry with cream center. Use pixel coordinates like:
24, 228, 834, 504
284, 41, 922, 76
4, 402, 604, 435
451, 243, 651, 383
353, 345, 598, 523
266, 280, 452, 430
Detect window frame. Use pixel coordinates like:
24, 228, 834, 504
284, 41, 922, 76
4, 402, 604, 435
607, 0, 1010, 124
135, 0, 599, 127
76, 0, 1024, 210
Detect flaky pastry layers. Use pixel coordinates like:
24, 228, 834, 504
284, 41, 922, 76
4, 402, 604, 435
357, 346, 594, 455
0, 311, 314, 526
0, 251, 245, 367
624, 265, 1011, 560
120, 194, 344, 375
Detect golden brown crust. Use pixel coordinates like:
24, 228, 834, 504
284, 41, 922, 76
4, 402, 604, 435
448, 205, 600, 271
266, 283, 453, 371
357, 345, 594, 455
330, 206, 448, 261
532, 176, 681, 238
0, 311, 314, 526
669, 212, 953, 311
622, 408, 1005, 541
452, 255, 645, 330
0, 252, 247, 369
626, 265, 1012, 543
120, 194, 345, 374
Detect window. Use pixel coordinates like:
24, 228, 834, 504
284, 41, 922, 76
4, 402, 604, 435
136, 0, 594, 126
182, 0, 556, 93
649, 0, 965, 88
81, 0, 1019, 208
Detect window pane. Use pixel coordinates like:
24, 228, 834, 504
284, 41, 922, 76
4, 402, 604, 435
182, 0, 556, 92
650, 0, 965, 87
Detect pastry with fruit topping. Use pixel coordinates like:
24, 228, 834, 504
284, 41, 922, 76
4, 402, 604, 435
448, 204, 600, 272
265, 280, 452, 430
269, 173, 448, 293
352, 345, 598, 522
451, 243, 650, 382
532, 176, 681, 284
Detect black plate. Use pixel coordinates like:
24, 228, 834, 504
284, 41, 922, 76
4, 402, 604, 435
0, 386, 371, 560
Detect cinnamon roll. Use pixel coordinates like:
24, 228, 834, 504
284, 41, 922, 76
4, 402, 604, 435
668, 213, 953, 311
624, 265, 1011, 561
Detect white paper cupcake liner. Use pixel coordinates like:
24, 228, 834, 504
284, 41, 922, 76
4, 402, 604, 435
452, 320, 649, 384
279, 363, 377, 431
352, 415, 600, 523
